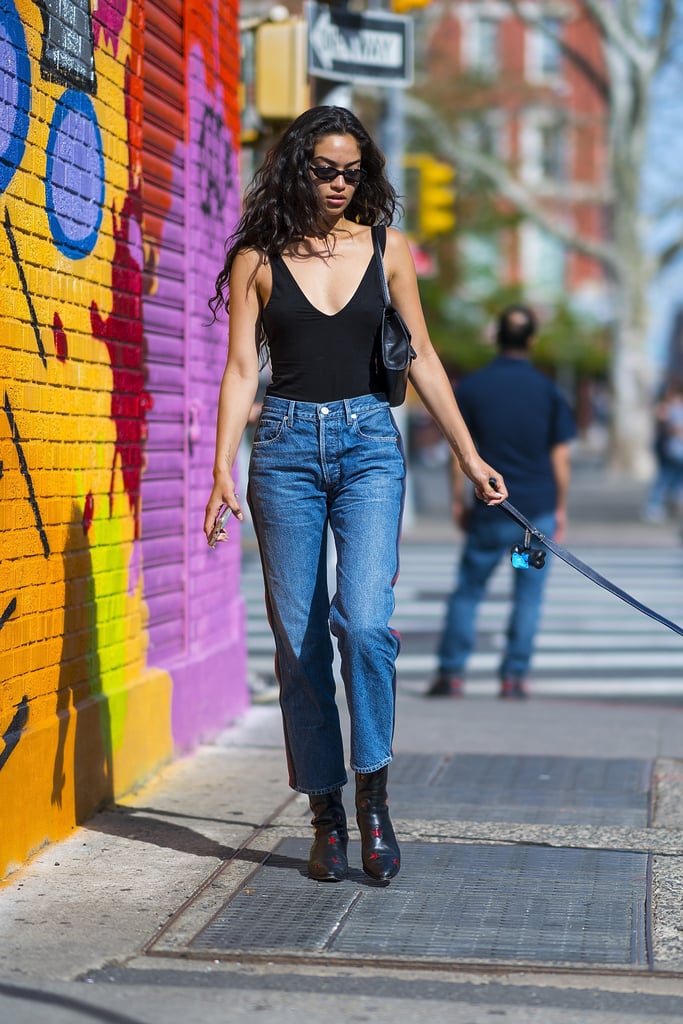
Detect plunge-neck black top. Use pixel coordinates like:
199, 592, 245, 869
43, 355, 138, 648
262, 227, 387, 403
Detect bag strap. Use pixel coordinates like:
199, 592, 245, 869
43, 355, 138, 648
371, 225, 391, 308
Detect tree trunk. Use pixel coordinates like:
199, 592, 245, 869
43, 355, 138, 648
609, 268, 656, 479
604, 34, 656, 480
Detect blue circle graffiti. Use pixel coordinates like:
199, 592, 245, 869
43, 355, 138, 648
45, 90, 104, 260
0, 0, 31, 194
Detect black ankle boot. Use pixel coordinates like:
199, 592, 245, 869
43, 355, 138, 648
355, 767, 400, 881
308, 790, 348, 882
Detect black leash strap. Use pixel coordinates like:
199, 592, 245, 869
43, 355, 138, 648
497, 495, 683, 639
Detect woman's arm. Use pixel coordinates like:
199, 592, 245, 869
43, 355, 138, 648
384, 228, 507, 504
203, 249, 263, 541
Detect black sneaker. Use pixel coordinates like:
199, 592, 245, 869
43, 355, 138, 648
425, 675, 464, 698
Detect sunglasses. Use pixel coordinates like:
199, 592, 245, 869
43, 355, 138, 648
309, 164, 365, 186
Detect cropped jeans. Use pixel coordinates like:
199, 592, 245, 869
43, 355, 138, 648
438, 510, 555, 682
247, 394, 406, 795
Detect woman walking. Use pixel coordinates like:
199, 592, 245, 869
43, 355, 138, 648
204, 106, 506, 883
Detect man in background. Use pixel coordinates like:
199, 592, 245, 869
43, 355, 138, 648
426, 305, 576, 699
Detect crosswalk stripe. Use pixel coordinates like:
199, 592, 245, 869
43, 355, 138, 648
242, 540, 683, 696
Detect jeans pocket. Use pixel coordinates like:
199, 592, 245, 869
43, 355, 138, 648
253, 414, 286, 447
353, 407, 399, 442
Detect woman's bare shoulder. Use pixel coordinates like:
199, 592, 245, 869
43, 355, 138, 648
385, 225, 411, 253
233, 246, 269, 271
229, 247, 272, 308
232, 247, 272, 288
384, 226, 414, 276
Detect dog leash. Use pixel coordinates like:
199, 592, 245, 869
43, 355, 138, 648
493, 487, 683, 639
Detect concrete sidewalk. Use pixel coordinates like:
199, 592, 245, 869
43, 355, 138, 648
2, 462, 683, 1023
2, 699, 683, 1023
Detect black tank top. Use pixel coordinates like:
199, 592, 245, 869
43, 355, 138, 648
262, 227, 387, 403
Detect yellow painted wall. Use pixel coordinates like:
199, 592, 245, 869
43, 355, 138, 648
0, 0, 173, 878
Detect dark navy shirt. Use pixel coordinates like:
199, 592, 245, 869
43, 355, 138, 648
456, 355, 576, 519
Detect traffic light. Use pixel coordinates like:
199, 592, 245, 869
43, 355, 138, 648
254, 19, 310, 121
404, 154, 456, 240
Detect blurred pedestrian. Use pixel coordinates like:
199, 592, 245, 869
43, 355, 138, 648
642, 378, 683, 523
204, 106, 507, 883
426, 305, 576, 700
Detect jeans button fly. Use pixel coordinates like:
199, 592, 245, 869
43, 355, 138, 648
321, 406, 329, 415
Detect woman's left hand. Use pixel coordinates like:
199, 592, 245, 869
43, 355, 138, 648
461, 456, 508, 505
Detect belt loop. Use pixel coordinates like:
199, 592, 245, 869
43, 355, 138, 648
287, 400, 295, 427
343, 398, 353, 425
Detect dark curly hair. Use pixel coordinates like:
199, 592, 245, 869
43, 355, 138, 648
208, 106, 398, 323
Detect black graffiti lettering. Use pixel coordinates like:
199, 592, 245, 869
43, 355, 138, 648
3, 209, 47, 368
0, 597, 17, 632
0, 696, 29, 772
3, 393, 50, 558
198, 106, 233, 218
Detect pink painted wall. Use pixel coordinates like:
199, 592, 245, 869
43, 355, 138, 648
140, 0, 248, 752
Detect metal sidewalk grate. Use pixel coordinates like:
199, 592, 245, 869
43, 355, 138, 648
386, 753, 651, 827
190, 839, 649, 967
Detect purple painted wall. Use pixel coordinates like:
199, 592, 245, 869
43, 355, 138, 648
140, 0, 248, 750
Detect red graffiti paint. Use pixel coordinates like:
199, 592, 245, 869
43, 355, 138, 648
90, 185, 152, 540
52, 311, 68, 361
83, 491, 94, 534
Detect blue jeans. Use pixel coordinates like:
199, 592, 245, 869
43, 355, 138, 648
438, 510, 555, 681
645, 458, 683, 516
247, 394, 406, 795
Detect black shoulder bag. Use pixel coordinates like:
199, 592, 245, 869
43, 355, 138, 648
372, 225, 416, 408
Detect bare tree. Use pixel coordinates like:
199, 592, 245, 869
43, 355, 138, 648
408, 0, 683, 476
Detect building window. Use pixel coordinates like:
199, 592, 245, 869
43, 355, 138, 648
521, 224, 566, 298
459, 233, 502, 298
538, 121, 565, 179
521, 111, 567, 184
526, 15, 563, 81
464, 15, 501, 76
461, 111, 507, 160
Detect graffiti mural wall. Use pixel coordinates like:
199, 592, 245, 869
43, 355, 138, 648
0, 0, 247, 880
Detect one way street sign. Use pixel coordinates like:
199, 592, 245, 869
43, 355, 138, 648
306, 2, 414, 87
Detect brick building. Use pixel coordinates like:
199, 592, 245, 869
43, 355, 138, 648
423, 0, 610, 317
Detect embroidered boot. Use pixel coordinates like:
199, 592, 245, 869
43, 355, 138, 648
355, 766, 400, 881
308, 790, 348, 882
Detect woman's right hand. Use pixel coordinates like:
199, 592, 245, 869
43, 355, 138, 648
204, 471, 244, 544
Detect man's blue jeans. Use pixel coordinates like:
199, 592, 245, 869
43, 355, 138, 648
247, 394, 406, 795
438, 510, 555, 682
645, 457, 683, 518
